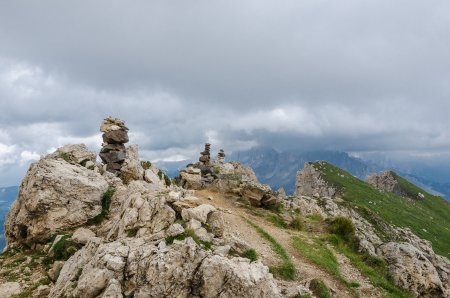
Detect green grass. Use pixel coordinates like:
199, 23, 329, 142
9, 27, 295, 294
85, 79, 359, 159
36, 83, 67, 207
87, 187, 115, 224
306, 214, 323, 221
312, 161, 450, 257
309, 278, 331, 298
267, 214, 288, 228
165, 229, 212, 250
245, 219, 296, 280
140, 160, 152, 170
292, 236, 360, 295
126, 228, 139, 237
292, 236, 341, 279
11, 277, 50, 298
328, 235, 411, 298
242, 248, 258, 262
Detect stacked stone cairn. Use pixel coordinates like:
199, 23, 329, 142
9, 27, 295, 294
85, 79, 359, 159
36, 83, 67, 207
99, 117, 129, 174
199, 143, 211, 165
218, 149, 225, 164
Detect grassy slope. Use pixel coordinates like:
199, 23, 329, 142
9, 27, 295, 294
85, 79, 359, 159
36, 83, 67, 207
311, 161, 450, 257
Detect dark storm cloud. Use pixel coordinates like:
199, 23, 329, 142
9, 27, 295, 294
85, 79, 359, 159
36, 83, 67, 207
0, 0, 450, 185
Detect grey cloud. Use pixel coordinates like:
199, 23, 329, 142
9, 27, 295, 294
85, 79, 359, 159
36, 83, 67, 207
0, 0, 450, 186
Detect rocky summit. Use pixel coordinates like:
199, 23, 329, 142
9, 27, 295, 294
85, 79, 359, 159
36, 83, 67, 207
0, 118, 449, 298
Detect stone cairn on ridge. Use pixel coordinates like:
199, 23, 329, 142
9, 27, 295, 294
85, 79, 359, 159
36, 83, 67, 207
99, 116, 129, 174
199, 143, 211, 165
218, 149, 225, 164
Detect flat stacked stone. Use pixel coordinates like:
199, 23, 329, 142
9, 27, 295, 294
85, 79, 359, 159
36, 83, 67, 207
99, 117, 129, 174
218, 149, 225, 164
199, 143, 211, 165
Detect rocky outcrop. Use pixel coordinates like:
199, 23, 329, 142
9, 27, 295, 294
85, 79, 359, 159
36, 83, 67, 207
120, 144, 145, 184
380, 242, 445, 297
50, 237, 280, 298
5, 150, 108, 248
367, 171, 408, 197
295, 162, 336, 198
291, 165, 450, 297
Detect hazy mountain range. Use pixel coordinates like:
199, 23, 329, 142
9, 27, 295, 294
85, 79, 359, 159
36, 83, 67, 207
156, 146, 450, 201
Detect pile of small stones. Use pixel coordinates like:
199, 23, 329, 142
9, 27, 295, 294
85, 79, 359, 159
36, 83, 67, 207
99, 117, 129, 174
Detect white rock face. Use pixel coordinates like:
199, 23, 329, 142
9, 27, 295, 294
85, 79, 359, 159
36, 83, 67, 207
196, 255, 280, 298
295, 162, 336, 198
5, 157, 108, 247
120, 144, 144, 183
50, 237, 280, 298
47, 144, 97, 165
72, 227, 96, 245
181, 204, 216, 224
104, 181, 176, 241
380, 242, 445, 297
0, 282, 21, 298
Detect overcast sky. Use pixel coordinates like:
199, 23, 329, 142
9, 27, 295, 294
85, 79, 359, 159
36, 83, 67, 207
0, 0, 450, 186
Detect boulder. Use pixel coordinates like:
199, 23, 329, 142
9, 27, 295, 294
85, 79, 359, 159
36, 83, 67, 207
179, 167, 203, 190
48, 143, 97, 165
380, 242, 444, 297
33, 285, 51, 298
206, 211, 225, 237
50, 237, 280, 298
367, 171, 419, 199
295, 162, 336, 198
5, 157, 108, 247
195, 255, 280, 297
120, 145, 144, 184
72, 227, 96, 245
102, 130, 129, 144
100, 117, 129, 133
0, 282, 21, 298
181, 204, 216, 224
105, 181, 176, 240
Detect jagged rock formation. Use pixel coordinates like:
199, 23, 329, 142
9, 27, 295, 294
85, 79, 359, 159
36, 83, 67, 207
295, 162, 337, 198
1, 120, 283, 298
367, 171, 405, 196
178, 144, 283, 209
2, 121, 449, 298
5, 146, 108, 249
99, 117, 129, 174
291, 162, 450, 297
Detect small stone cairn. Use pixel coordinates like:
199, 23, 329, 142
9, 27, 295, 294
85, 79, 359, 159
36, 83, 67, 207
99, 117, 129, 174
199, 143, 211, 165
218, 149, 225, 164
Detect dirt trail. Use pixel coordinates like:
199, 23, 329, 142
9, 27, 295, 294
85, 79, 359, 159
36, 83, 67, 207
194, 189, 382, 298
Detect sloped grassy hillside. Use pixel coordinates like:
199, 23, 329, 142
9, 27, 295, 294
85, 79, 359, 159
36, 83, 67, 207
311, 161, 450, 257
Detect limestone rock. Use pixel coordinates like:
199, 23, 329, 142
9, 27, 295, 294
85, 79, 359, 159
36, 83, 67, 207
72, 227, 96, 245
206, 211, 225, 237
380, 242, 445, 297
33, 285, 51, 298
51, 237, 280, 298
105, 181, 176, 241
120, 145, 144, 184
5, 157, 108, 247
0, 282, 21, 298
48, 144, 97, 165
100, 117, 129, 133
102, 130, 129, 144
179, 167, 203, 190
181, 204, 216, 224
195, 255, 280, 298
367, 171, 420, 199
295, 162, 336, 198
48, 260, 65, 282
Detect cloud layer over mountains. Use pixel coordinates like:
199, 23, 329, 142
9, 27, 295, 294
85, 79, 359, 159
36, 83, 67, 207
1, 0, 450, 185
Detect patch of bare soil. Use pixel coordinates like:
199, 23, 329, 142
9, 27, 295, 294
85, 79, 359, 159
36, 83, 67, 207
195, 189, 382, 298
